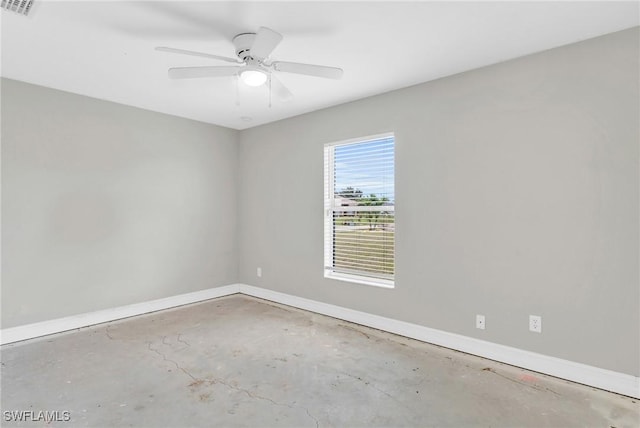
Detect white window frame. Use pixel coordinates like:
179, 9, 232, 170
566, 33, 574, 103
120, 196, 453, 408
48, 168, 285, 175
324, 132, 395, 288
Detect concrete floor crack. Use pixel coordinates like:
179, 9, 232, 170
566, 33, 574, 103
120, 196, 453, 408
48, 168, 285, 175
342, 372, 393, 398
104, 325, 115, 340
340, 372, 413, 411
211, 377, 293, 408
338, 324, 370, 340
177, 334, 190, 347
205, 376, 320, 426
147, 341, 197, 381
305, 408, 320, 428
482, 368, 561, 396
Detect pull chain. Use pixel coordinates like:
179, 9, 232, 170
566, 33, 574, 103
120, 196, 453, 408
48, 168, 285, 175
268, 73, 272, 108
235, 75, 240, 107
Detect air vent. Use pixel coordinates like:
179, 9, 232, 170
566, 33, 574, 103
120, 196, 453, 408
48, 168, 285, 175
1, 0, 34, 16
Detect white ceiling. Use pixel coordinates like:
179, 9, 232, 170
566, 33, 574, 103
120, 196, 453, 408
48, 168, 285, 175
2, 1, 638, 130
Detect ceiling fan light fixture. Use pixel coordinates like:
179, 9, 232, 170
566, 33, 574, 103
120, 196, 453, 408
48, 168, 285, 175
240, 69, 267, 87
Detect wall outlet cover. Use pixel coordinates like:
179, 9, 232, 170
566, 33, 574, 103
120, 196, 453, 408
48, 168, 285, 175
476, 314, 486, 330
529, 315, 542, 333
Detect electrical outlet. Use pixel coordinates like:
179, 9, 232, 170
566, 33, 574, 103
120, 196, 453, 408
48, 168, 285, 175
476, 314, 485, 330
257, 267, 262, 278
529, 315, 542, 333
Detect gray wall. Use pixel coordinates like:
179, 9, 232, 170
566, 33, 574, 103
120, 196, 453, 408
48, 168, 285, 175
2, 79, 239, 328
238, 28, 639, 376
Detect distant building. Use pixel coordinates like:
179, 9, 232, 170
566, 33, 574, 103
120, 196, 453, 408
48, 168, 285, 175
334, 198, 358, 219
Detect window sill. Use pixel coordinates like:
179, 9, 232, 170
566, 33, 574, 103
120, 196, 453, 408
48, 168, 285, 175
324, 271, 395, 289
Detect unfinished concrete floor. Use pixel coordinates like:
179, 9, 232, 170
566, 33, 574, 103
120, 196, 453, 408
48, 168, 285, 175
1, 295, 638, 427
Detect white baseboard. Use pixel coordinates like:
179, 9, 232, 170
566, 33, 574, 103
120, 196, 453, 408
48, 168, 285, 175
237, 284, 640, 399
0, 284, 240, 345
2, 282, 638, 398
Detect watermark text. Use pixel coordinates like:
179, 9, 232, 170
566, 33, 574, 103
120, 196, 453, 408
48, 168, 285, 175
3, 410, 71, 422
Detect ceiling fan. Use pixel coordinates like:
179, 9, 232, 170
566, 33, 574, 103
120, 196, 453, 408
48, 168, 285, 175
156, 27, 343, 102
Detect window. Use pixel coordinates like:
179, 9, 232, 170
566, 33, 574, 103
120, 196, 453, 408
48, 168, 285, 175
324, 133, 395, 288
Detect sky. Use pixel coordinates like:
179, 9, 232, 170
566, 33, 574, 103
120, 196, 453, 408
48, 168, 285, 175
333, 136, 395, 202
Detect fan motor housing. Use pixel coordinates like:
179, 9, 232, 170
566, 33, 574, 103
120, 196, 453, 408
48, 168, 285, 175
233, 33, 257, 61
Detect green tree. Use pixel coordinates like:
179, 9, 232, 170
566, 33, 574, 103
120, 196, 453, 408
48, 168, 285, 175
359, 194, 389, 230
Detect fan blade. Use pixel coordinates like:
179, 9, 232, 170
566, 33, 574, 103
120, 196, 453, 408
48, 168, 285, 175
271, 75, 294, 102
168, 66, 242, 79
272, 61, 343, 79
250, 27, 283, 60
156, 47, 240, 64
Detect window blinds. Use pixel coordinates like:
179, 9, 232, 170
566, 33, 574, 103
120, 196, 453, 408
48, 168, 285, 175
324, 134, 395, 285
